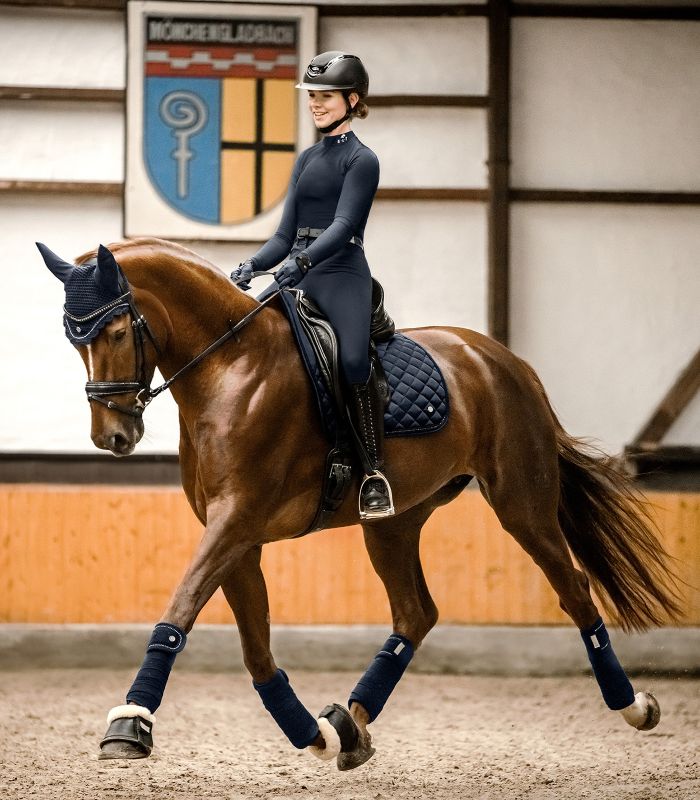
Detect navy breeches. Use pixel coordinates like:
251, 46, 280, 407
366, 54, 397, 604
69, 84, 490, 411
294, 245, 373, 385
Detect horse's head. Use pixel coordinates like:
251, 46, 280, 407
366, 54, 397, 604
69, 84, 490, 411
37, 242, 159, 456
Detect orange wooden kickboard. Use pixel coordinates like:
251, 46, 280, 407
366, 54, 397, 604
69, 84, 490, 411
0, 485, 697, 625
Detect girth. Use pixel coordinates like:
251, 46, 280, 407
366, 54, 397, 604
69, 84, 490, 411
296, 227, 364, 249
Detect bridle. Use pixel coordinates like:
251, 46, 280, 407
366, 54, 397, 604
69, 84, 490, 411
76, 270, 280, 419
73, 274, 163, 419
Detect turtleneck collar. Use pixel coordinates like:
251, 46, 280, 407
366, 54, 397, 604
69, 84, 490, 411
322, 130, 356, 147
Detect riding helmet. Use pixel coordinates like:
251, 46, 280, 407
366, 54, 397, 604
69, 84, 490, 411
296, 51, 369, 97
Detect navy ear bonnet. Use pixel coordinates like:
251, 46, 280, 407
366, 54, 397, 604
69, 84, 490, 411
36, 242, 131, 345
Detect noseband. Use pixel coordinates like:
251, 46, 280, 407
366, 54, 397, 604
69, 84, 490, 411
76, 271, 281, 419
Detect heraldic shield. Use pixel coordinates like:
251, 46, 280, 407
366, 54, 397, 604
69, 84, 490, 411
143, 15, 299, 225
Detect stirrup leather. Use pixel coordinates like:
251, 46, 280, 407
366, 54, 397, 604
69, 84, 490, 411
359, 471, 395, 520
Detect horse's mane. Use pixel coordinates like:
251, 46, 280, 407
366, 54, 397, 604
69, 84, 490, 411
74, 237, 226, 281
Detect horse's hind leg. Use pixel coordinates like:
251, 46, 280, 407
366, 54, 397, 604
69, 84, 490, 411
336, 501, 442, 770
482, 451, 659, 731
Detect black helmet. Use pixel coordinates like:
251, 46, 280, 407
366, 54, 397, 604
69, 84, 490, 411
296, 51, 369, 97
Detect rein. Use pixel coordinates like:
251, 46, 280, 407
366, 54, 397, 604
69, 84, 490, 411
85, 269, 279, 418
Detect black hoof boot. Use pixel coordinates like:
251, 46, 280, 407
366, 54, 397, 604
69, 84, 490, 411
319, 703, 359, 753
310, 703, 375, 770
99, 707, 154, 760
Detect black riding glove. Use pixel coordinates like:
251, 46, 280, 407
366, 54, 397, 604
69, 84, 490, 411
275, 254, 311, 289
231, 259, 255, 290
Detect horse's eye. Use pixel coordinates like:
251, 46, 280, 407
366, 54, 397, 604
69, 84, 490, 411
114, 328, 127, 341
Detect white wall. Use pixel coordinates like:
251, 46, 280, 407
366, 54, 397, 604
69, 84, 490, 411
1, 6, 698, 456
510, 203, 700, 451
0, 8, 125, 88
510, 18, 700, 450
511, 19, 700, 191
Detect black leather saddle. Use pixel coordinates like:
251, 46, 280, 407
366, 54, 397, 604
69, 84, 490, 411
295, 278, 394, 416
275, 279, 449, 533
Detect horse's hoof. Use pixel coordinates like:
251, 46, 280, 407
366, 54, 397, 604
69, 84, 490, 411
637, 691, 661, 731
99, 706, 154, 758
620, 691, 661, 731
336, 730, 376, 771
99, 740, 150, 760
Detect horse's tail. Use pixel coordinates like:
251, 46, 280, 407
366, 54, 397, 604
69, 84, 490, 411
524, 365, 684, 633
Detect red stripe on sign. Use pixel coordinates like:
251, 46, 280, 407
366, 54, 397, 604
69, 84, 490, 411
146, 44, 296, 59
145, 64, 297, 79
144, 43, 297, 78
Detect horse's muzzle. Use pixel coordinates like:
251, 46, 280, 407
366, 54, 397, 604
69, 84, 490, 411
92, 425, 142, 457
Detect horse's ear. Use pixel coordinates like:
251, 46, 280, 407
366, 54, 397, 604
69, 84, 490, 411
36, 242, 72, 284
95, 244, 122, 295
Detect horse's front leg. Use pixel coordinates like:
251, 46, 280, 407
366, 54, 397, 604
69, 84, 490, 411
220, 547, 342, 757
99, 500, 249, 760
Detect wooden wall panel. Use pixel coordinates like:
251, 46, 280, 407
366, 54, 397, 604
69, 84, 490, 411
0, 485, 697, 626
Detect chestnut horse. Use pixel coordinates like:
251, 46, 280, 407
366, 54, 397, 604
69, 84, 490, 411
39, 238, 681, 767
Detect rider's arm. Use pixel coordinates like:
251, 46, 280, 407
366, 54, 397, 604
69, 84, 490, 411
247, 155, 304, 270
301, 148, 380, 266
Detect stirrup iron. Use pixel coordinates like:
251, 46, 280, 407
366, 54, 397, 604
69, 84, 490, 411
359, 471, 395, 520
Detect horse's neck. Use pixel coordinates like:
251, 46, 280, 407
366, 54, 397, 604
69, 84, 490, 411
124, 249, 261, 376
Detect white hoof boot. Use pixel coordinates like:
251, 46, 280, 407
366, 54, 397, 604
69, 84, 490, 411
620, 691, 660, 731
308, 717, 341, 762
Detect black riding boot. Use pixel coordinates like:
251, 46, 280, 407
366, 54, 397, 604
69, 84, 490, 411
348, 367, 395, 519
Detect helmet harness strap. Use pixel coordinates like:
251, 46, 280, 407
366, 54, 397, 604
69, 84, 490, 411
318, 95, 355, 135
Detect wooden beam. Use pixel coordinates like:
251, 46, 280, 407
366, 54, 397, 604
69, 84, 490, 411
0, 86, 124, 102
487, 0, 511, 346
624, 445, 700, 484
5, 181, 696, 207
1, 0, 124, 8
0, 180, 486, 201
0, 180, 121, 196
369, 94, 489, 108
512, 4, 700, 21
319, 4, 488, 17
377, 187, 488, 200
3, 0, 488, 14
0, 87, 486, 109
511, 189, 700, 205
0, 452, 180, 485
632, 347, 700, 447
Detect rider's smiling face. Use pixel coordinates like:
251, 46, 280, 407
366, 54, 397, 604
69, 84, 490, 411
307, 89, 358, 131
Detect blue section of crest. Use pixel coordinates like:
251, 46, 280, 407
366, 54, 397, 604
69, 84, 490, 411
144, 77, 221, 224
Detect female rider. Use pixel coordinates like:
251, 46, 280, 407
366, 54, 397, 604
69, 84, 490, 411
232, 51, 393, 519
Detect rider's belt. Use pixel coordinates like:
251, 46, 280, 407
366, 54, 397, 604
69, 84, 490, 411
296, 227, 363, 249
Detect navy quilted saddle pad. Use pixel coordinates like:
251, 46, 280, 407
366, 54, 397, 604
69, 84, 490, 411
277, 290, 449, 439
376, 334, 449, 436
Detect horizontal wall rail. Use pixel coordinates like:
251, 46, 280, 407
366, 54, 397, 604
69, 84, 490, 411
511, 189, 700, 205
0, 86, 487, 109
4, 1, 696, 20
512, 3, 700, 21
0, 86, 124, 102
1, 0, 124, 8
5, 181, 698, 206
0, 180, 122, 195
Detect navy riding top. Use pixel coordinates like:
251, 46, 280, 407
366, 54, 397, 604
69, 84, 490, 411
249, 130, 380, 270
